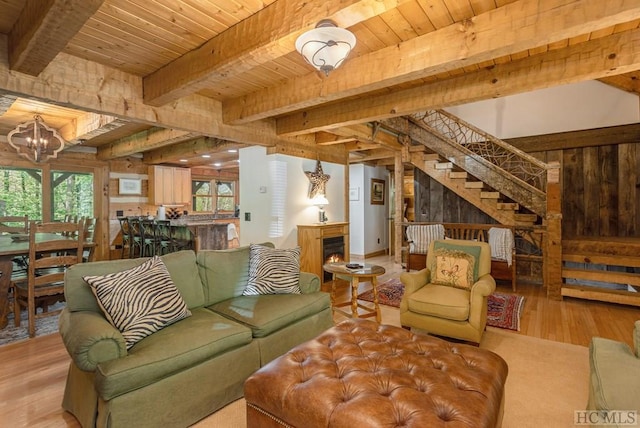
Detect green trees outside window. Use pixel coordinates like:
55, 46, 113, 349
192, 179, 236, 213
0, 167, 93, 221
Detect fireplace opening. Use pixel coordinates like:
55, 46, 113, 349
323, 236, 345, 282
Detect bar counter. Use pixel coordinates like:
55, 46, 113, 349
170, 217, 237, 251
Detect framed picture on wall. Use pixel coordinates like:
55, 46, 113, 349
119, 178, 142, 195
370, 179, 385, 205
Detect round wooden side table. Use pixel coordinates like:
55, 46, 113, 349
323, 262, 386, 323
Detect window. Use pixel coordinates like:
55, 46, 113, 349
0, 167, 42, 219
192, 180, 213, 212
0, 166, 93, 221
192, 179, 236, 213
51, 170, 94, 221
216, 181, 235, 212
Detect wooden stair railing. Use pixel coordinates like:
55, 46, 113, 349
385, 110, 549, 217
390, 110, 563, 299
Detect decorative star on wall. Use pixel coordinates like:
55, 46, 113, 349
305, 160, 330, 199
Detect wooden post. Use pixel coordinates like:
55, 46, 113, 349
544, 162, 562, 299
394, 151, 404, 265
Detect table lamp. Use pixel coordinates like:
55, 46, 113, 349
311, 194, 329, 223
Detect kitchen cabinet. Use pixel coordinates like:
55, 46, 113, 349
149, 166, 192, 205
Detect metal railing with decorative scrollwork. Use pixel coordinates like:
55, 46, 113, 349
411, 110, 549, 192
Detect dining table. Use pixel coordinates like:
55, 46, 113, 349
0, 233, 91, 329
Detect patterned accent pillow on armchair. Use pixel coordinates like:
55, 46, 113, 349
430, 241, 482, 290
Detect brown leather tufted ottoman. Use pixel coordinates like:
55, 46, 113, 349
244, 318, 508, 427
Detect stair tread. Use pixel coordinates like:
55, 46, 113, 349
449, 171, 468, 179
434, 162, 453, 170
464, 181, 484, 189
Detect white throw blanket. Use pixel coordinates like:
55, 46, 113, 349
488, 227, 514, 266
228, 223, 239, 241
406, 224, 445, 254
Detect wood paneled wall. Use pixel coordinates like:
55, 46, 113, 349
413, 141, 640, 239
559, 143, 638, 238
413, 168, 497, 225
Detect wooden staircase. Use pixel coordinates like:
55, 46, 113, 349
387, 109, 563, 299
385, 110, 552, 226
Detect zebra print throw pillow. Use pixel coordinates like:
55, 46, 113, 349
84, 256, 191, 349
243, 244, 302, 295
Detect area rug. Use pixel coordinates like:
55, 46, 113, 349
0, 302, 63, 346
357, 277, 525, 330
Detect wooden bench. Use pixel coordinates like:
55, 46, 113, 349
404, 222, 517, 291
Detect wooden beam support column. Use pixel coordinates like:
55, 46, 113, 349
545, 162, 563, 300
394, 151, 404, 265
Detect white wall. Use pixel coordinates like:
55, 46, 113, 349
348, 164, 365, 255
239, 146, 345, 249
445, 81, 640, 138
349, 163, 388, 257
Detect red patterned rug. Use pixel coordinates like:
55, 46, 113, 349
357, 277, 525, 331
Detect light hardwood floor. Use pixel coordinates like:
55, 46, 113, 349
0, 254, 638, 427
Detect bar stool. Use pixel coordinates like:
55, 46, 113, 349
117, 217, 132, 258
154, 220, 174, 255
140, 219, 158, 257
127, 217, 144, 258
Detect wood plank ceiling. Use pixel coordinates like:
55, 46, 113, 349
0, 0, 639, 170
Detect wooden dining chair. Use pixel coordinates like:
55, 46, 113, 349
82, 217, 97, 262
0, 215, 28, 234
0, 215, 30, 279
13, 220, 85, 338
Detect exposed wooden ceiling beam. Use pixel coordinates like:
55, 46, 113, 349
315, 132, 356, 146
0, 35, 288, 147
143, 137, 241, 164
0, 94, 17, 115
506, 123, 640, 152
58, 113, 129, 146
9, 0, 103, 76
266, 141, 348, 164
349, 148, 395, 163
276, 25, 640, 135
332, 124, 403, 150
143, 0, 411, 107
598, 72, 640, 94
225, 0, 640, 125
97, 128, 200, 160
345, 141, 381, 151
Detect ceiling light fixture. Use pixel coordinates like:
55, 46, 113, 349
295, 19, 356, 76
7, 114, 66, 163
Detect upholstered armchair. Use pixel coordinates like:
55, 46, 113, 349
588, 320, 640, 417
399, 239, 496, 344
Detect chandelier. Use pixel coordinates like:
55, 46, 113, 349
295, 20, 356, 76
7, 114, 65, 163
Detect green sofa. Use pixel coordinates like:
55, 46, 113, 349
588, 320, 640, 427
58, 245, 334, 428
